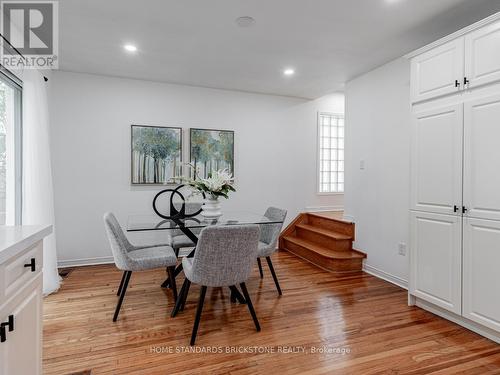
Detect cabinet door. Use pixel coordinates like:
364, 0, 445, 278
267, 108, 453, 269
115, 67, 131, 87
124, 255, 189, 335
411, 104, 463, 215
0, 275, 42, 375
410, 211, 462, 314
411, 38, 464, 103
463, 93, 500, 221
465, 19, 500, 89
463, 218, 500, 332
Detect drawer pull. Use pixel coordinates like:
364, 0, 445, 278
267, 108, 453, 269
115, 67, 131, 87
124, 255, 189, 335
0, 315, 14, 343
24, 258, 36, 272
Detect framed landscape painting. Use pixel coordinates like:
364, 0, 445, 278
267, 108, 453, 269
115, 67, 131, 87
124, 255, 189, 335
131, 125, 182, 184
190, 128, 234, 179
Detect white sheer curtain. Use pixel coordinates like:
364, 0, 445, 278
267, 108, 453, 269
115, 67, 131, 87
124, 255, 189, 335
22, 70, 60, 295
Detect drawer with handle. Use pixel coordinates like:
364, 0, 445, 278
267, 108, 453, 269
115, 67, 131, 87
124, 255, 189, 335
0, 241, 43, 303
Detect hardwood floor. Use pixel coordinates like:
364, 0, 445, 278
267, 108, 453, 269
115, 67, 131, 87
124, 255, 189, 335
43, 252, 500, 374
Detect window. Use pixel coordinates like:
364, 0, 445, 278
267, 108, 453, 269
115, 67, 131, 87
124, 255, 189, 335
0, 68, 22, 225
318, 112, 344, 194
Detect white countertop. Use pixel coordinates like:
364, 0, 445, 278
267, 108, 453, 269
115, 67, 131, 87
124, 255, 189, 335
0, 225, 53, 264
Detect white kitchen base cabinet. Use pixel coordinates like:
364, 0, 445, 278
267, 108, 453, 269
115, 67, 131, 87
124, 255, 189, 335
0, 226, 52, 375
410, 211, 462, 315
0, 274, 42, 375
463, 218, 500, 332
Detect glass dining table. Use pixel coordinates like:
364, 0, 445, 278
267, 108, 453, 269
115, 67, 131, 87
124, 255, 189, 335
126, 211, 284, 307
127, 211, 282, 234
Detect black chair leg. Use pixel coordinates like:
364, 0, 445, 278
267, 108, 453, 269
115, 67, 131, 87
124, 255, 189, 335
266, 256, 282, 295
167, 266, 177, 301
229, 285, 246, 304
230, 287, 236, 303
171, 279, 188, 317
113, 271, 132, 322
117, 271, 127, 296
190, 285, 207, 346
161, 278, 170, 288
180, 280, 191, 311
239, 282, 261, 332
161, 265, 171, 289
257, 258, 264, 279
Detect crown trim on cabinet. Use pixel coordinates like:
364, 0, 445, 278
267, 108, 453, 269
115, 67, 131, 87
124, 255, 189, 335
405, 11, 500, 59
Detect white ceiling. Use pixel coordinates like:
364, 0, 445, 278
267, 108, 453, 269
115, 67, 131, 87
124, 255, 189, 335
59, 0, 500, 99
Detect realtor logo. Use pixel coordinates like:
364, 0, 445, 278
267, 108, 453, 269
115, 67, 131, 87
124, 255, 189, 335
0, 1, 58, 69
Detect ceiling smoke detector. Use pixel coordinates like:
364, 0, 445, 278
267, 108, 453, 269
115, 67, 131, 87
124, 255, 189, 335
235, 16, 256, 28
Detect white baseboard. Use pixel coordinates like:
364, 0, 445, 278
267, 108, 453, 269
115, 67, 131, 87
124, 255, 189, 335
58, 256, 114, 268
363, 263, 408, 290
305, 205, 344, 212
415, 298, 500, 344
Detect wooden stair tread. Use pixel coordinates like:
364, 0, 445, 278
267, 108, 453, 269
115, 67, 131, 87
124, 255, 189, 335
295, 224, 352, 240
307, 212, 354, 225
283, 235, 365, 259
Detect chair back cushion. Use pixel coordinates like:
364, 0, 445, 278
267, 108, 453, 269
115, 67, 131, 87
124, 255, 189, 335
189, 225, 260, 287
103, 212, 134, 270
260, 207, 287, 247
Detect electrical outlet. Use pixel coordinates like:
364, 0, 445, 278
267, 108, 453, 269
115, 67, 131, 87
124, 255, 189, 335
398, 243, 407, 256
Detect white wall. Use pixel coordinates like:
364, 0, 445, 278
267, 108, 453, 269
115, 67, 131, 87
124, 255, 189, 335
50, 71, 344, 265
344, 58, 411, 286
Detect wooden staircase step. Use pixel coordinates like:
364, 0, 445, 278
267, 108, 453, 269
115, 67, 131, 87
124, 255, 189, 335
278, 212, 366, 274
283, 236, 364, 260
295, 224, 352, 240
282, 235, 365, 274
295, 224, 352, 251
306, 213, 355, 239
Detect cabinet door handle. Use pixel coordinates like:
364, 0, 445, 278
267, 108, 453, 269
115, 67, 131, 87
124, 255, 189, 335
462, 206, 468, 214
464, 77, 470, 86
24, 257, 36, 272
0, 315, 14, 343
453, 205, 459, 212
455, 79, 460, 88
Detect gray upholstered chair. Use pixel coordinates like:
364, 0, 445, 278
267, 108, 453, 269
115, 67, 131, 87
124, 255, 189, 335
103, 212, 178, 321
176, 225, 261, 345
256, 207, 287, 295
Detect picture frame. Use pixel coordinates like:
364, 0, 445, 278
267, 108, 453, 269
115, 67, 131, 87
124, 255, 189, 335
130, 124, 183, 185
189, 128, 234, 179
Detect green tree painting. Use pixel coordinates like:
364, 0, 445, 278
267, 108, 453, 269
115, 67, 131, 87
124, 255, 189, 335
131, 125, 182, 184
190, 129, 234, 179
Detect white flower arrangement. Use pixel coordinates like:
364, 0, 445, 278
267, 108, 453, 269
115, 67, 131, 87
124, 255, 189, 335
180, 164, 236, 199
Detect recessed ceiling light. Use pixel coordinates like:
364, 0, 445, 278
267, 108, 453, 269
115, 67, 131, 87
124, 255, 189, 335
283, 68, 295, 76
124, 44, 137, 52
235, 16, 256, 27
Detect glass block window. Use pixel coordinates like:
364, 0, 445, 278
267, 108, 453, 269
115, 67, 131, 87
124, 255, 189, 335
318, 113, 344, 193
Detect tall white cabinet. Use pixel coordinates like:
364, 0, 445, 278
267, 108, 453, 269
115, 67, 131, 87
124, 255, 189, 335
409, 13, 500, 341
